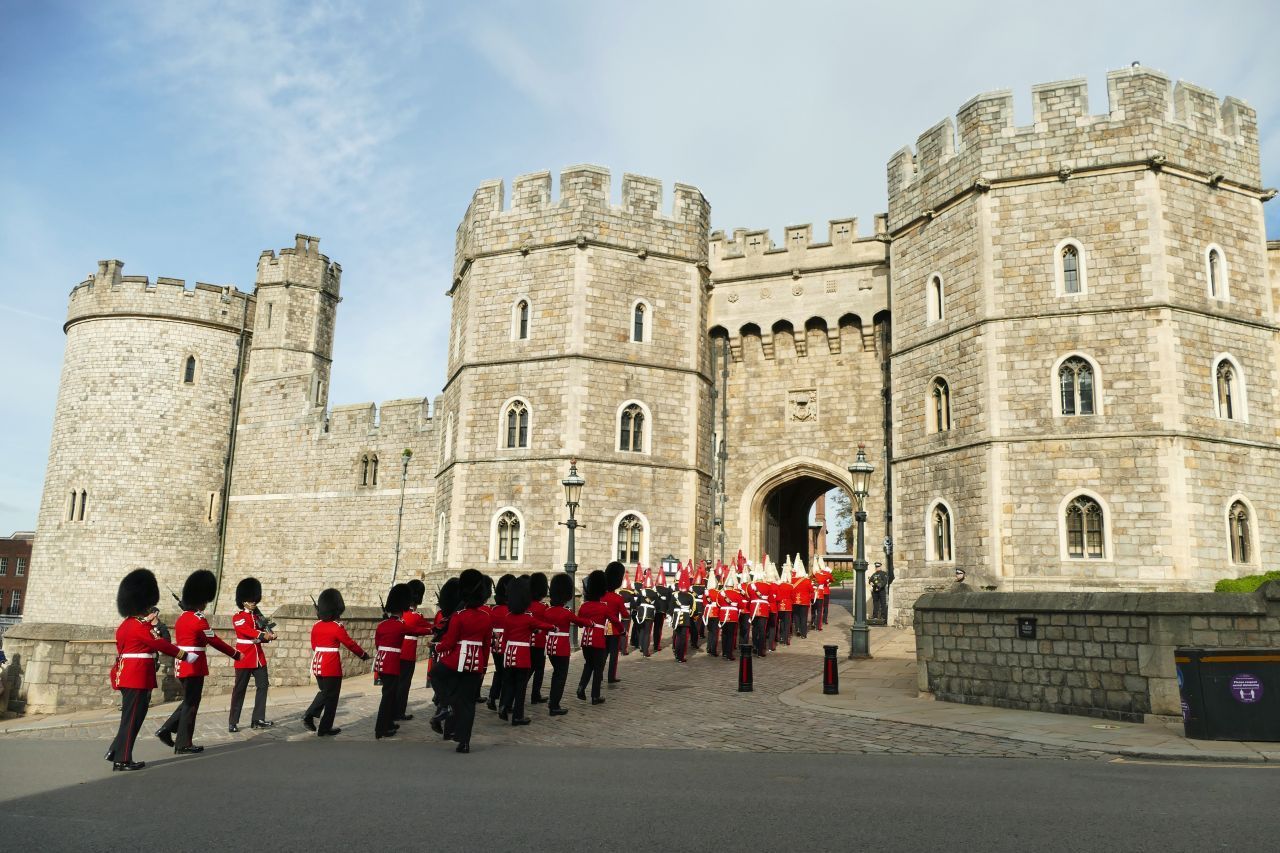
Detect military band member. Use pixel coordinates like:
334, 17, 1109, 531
792, 564, 814, 639
671, 565, 695, 663
394, 578, 429, 722
630, 574, 657, 656
303, 588, 369, 737
602, 561, 628, 683
435, 572, 494, 753
228, 577, 275, 733
155, 569, 240, 754
690, 560, 707, 650
575, 570, 615, 704
775, 562, 795, 645
107, 568, 194, 771
617, 567, 637, 657
703, 570, 721, 657
748, 567, 770, 658
527, 573, 551, 704
719, 571, 743, 660
653, 571, 673, 653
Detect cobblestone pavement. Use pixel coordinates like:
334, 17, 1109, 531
3, 612, 1105, 761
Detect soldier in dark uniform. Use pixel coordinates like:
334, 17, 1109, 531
653, 573, 673, 653
617, 572, 636, 657
870, 562, 889, 624
670, 567, 695, 663
630, 579, 656, 656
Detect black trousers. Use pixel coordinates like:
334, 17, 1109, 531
872, 589, 888, 621
653, 615, 665, 651
305, 676, 342, 734
501, 666, 532, 720
530, 648, 547, 700
721, 620, 738, 658
620, 621, 631, 654
672, 625, 688, 661
823, 596, 831, 624
706, 618, 719, 656
794, 605, 809, 638
632, 620, 653, 656
548, 655, 570, 709
488, 659, 505, 703
229, 666, 268, 725
690, 619, 702, 649
605, 635, 621, 682
395, 658, 416, 718
159, 675, 204, 748
780, 611, 792, 644
576, 647, 605, 700
375, 673, 399, 735
811, 599, 823, 628
752, 616, 769, 656
110, 687, 151, 763
450, 671, 482, 746
767, 613, 779, 651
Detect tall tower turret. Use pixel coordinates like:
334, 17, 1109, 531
24, 261, 253, 626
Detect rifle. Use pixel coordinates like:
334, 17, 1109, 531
378, 593, 388, 619
167, 585, 183, 610
310, 594, 320, 616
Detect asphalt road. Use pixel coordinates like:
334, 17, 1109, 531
1, 739, 1275, 852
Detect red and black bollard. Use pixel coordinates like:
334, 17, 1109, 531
738, 643, 753, 692
823, 644, 839, 695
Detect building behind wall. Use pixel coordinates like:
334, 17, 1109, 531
0, 532, 34, 625
18, 66, 1280, 637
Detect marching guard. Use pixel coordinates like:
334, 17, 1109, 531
602, 561, 628, 683
528, 572, 550, 704
434, 572, 494, 753
575, 570, 615, 704
373, 582, 431, 739
486, 574, 514, 710
303, 587, 369, 736
670, 564, 695, 663
497, 576, 553, 724
541, 573, 589, 715
229, 577, 275, 733
395, 578, 429, 722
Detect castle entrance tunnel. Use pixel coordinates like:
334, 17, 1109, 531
761, 475, 851, 568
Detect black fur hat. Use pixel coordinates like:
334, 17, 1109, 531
458, 569, 485, 591
605, 561, 626, 591
235, 577, 263, 608
179, 569, 218, 611
549, 573, 573, 607
530, 572, 549, 601
584, 569, 607, 602
117, 568, 160, 617
437, 578, 461, 615
407, 578, 426, 607
463, 573, 493, 608
507, 576, 532, 615
494, 573, 515, 607
317, 588, 345, 621
386, 582, 411, 615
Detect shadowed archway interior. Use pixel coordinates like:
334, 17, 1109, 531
762, 475, 845, 567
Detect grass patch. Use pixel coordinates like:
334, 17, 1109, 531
1214, 571, 1280, 593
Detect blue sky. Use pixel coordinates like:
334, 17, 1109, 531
1, 0, 1278, 534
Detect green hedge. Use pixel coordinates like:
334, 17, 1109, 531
831, 569, 853, 584
1214, 571, 1280, 593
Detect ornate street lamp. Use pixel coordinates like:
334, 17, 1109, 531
560, 459, 585, 644
847, 444, 874, 659
390, 448, 413, 585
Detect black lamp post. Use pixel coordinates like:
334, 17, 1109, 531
391, 448, 412, 585
560, 459, 585, 642
847, 444, 874, 659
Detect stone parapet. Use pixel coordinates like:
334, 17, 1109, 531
66, 260, 254, 333
913, 582, 1280, 722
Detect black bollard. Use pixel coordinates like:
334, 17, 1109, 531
738, 643, 753, 692
823, 644, 839, 695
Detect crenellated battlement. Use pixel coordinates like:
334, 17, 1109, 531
256, 234, 342, 298
887, 66, 1262, 231
66, 259, 254, 332
323, 398, 433, 440
708, 215, 887, 278
453, 166, 709, 281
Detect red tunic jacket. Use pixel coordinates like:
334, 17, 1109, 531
528, 600, 549, 650
747, 583, 770, 619
776, 581, 795, 612
436, 607, 493, 674
793, 576, 815, 606
400, 609, 429, 662
601, 590, 627, 637
489, 604, 510, 659
704, 589, 721, 621
577, 600, 612, 649
720, 589, 744, 622
501, 612, 555, 668
112, 617, 183, 690
233, 608, 270, 669
540, 605, 589, 657
173, 610, 238, 679
374, 616, 430, 676
311, 620, 367, 677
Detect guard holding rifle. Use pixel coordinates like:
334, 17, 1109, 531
228, 577, 276, 733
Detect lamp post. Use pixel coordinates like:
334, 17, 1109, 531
847, 444, 874, 659
560, 459, 585, 645
390, 448, 412, 586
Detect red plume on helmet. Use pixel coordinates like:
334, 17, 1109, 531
677, 562, 692, 591
694, 560, 707, 585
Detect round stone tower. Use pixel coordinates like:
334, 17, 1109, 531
24, 259, 254, 626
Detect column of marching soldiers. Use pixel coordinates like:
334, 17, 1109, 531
103, 552, 835, 769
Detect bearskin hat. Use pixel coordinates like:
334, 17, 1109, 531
494, 573, 515, 607
605, 561, 626, 591
407, 578, 426, 607
549, 573, 574, 607
178, 569, 218, 611
437, 578, 461, 615
117, 568, 160, 617
235, 577, 263, 608
462, 573, 493, 609
584, 569, 607, 602
507, 576, 532, 615
530, 572, 549, 602
317, 588, 345, 621
385, 582, 411, 615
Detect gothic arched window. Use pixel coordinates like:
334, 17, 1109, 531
616, 514, 643, 564
516, 300, 529, 340
1065, 495, 1105, 559
496, 510, 521, 561
619, 403, 645, 452
929, 503, 953, 562
1059, 356, 1095, 416
1229, 501, 1251, 565
633, 302, 647, 343
930, 378, 951, 433
505, 400, 530, 448
1062, 245, 1080, 294
1215, 359, 1240, 421
360, 454, 370, 486
928, 275, 944, 323
183, 355, 197, 385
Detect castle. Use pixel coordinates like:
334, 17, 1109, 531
23, 66, 1279, 629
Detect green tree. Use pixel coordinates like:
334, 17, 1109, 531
825, 487, 853, 552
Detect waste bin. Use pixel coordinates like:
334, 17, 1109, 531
1175, 648, 1280, 742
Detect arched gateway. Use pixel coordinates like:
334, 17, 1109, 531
738, 458, 851, 567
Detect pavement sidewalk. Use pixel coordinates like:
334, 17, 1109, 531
781, 626, 1280, 764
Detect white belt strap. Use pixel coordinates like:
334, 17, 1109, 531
313, 646, 339, 652
235, 639, 260, 644
121, 653, 156, 659
177, 646, 205, 653
376, 646, 401, 653
506, 641, 530, 647
547, 631, 569, 637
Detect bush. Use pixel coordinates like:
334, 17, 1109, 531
1214, 571, 1280, 593
831, 569, 853, 584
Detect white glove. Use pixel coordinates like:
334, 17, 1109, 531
184, 652, 200, 664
